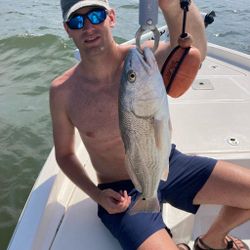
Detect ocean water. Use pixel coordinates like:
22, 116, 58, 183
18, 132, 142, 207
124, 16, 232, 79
0, 0, 249, 249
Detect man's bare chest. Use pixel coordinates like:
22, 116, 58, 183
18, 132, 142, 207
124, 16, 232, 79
68, 83, 120, 139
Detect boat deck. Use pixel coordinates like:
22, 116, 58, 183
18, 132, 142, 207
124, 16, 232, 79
50, 187, 250, 250
48, 47, 250, 249
170, 46, 250, 160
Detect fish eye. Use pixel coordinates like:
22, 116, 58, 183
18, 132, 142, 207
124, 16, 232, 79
127, 70, 136, 83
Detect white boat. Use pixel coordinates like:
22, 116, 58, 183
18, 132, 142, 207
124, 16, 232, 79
7, 24, 250, 250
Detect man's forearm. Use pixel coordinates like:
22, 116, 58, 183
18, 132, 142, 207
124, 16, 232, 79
160, 0, 207, 60
56, 154, 101, 203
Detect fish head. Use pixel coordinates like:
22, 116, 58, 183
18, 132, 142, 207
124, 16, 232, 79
120, 47, 166, 118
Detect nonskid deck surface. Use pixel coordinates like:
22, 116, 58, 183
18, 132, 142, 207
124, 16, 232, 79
169, 54, 250, 157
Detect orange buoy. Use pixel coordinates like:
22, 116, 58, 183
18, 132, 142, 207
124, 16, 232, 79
161, 33, 201, 98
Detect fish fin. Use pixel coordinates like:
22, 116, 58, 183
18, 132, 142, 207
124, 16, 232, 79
125, 155, 142, 192
153, 119, 164, 150
128, 195, 160, 215
168, 118, 173, 139
161, 167, 169, 181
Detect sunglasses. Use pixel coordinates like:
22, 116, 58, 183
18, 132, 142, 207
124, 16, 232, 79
66, 8, 108, 30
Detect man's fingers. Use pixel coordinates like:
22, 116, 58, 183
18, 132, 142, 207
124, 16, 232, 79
108, 189, 124, 201
121, 190, 131, 206
104, 189, 132, 214
123, 190, 131, 204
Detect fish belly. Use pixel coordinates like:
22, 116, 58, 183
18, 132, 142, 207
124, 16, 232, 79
120, 111, 163, 213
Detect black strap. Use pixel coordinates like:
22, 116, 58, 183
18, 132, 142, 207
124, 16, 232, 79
194, 237, 234, 250
180, 0, 191, 37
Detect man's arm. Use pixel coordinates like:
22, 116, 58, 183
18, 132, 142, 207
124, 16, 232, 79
155, 0, 207, 67
49, 81, 101, 202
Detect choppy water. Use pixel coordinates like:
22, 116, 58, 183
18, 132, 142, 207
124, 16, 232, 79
0, 0, 249, 249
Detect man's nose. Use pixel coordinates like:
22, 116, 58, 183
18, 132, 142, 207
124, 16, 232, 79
84, 18, 95, 30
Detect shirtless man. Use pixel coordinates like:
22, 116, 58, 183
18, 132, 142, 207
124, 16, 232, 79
50, 0, 250, 249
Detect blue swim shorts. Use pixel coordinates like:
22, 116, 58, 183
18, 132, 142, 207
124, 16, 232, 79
97, 144, 217, 250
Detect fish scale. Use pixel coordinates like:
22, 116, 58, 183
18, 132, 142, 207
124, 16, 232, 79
122, 113, 159, 196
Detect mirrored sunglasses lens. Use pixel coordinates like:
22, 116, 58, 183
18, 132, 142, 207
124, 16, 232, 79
68, 15, 84, 29
88, 9, 107, 24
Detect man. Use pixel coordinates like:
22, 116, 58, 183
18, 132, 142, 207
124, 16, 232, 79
50, 0, 250, 249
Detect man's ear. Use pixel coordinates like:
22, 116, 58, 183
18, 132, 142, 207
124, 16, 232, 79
63, 22, 72, 38
108, 9, 116, 28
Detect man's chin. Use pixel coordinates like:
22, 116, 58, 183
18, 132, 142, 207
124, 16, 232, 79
83, 45, 106, 57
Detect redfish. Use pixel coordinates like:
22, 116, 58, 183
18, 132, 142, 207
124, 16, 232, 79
119, 47, 172, 214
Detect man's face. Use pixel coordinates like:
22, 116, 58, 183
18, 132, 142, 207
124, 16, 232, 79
64, 6, 116, 54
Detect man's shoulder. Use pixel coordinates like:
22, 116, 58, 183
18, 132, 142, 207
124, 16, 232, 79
51, 65, 78, 90
50, 65, 78, 106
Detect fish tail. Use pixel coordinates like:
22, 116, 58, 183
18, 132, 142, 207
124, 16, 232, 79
129, 195, 160, 215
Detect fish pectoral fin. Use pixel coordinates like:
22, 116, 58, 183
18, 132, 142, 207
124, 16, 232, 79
168, 118, 173, 139
153, 118, 164, 150
125, 154, 142, 192
161, 167, 169, 181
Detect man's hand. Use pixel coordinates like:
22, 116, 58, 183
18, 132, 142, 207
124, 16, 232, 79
98, 189, 131, 214
158, 0, 179, 11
